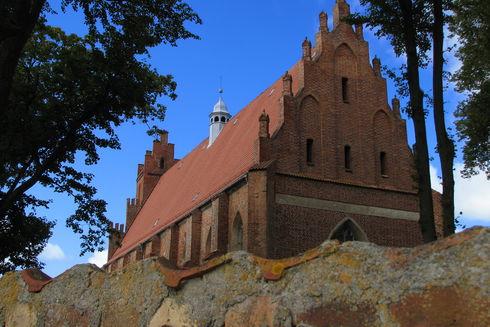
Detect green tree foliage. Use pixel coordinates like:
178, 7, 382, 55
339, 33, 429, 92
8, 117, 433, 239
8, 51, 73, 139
0, 1, 201, 274
348, 0, 437, 242
450, 0, 490, 178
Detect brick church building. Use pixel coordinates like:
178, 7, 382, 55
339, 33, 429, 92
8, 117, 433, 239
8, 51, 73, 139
106, 0, 434, 272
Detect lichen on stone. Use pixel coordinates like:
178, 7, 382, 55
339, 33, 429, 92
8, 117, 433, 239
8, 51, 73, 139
0, 227, 488, 326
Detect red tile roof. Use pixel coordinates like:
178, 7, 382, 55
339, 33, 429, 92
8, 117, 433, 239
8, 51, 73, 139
109, 63, 301, 263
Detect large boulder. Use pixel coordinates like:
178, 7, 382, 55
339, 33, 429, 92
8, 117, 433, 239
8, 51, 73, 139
1, 227, 489, 327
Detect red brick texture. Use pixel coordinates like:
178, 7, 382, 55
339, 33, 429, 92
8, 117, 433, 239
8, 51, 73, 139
134, 131, 177, 208
177, 218, 192, 267
105, 2, 428, 272
227, 182, 249, 252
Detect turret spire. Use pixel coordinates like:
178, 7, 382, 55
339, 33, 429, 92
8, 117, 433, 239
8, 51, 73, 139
208, 87, 231, 146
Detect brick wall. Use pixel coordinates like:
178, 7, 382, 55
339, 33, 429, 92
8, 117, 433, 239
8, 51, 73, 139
270, 204, 422, 258
143, 235, 160, 259
247, 169, 270, 257
200, 203, 214, 262
177, 217, 192, 267
269, 16, 415, 194
228, 183, 248, 252
268, 173, 423, 258
275, 174, 419, 212
159, 229, 172, 259
134, 131, 177, 207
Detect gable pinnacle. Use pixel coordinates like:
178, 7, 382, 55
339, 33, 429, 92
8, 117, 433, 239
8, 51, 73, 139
333, 0, 351, 29
302, 37, 312, 60
372, 56, 381, 76
319, 11, 329, 32
259, 110, 270, 138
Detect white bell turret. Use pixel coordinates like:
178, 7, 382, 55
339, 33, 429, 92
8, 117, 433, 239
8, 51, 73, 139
208, 89, 231, 146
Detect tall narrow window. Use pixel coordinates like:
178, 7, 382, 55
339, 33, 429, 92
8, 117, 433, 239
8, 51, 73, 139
232, 213, 244, 251
159, 157, 165, 169
342, 77, 349, 103
380, 151, 387, 176
205, 230, 212, 255
306, 139, 313, 164
344, 145, 351, 171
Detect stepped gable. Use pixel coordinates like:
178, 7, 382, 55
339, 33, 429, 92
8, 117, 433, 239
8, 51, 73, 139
109, 63, 301, 263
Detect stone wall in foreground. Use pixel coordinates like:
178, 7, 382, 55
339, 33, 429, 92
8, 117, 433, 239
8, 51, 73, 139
0, 227, 489, 327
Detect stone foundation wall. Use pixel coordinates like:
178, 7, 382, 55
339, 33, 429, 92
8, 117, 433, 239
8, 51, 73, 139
1, 227, 488, 327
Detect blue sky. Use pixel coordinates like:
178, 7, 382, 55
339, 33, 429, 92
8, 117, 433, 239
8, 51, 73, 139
32, 0, 489, 276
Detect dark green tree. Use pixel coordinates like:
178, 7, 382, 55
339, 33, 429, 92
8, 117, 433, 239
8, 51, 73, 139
0, 1, 201, 274
450, 0, 490, 178
348, 0, 437, 242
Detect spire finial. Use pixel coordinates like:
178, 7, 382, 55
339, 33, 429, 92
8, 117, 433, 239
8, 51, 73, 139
219, 76, 223, 94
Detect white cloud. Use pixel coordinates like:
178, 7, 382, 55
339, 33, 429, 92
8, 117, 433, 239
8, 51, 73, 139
444, 26, 462, 75
430, 163, 490, 222
88, 250, 108, 268
39, 243, 66, 261
430, 164, 443, 193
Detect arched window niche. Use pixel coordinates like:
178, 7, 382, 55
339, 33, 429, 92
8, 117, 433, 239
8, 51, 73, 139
205, 229, 212, 255
231, 213, 244, 251
328, 218, 368, 243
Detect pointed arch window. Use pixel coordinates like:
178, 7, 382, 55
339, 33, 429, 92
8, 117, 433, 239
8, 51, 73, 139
330, 218, 368, 243
214, 116, 219, 122
221, 116, 226, 122
232, 213, 244, 251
